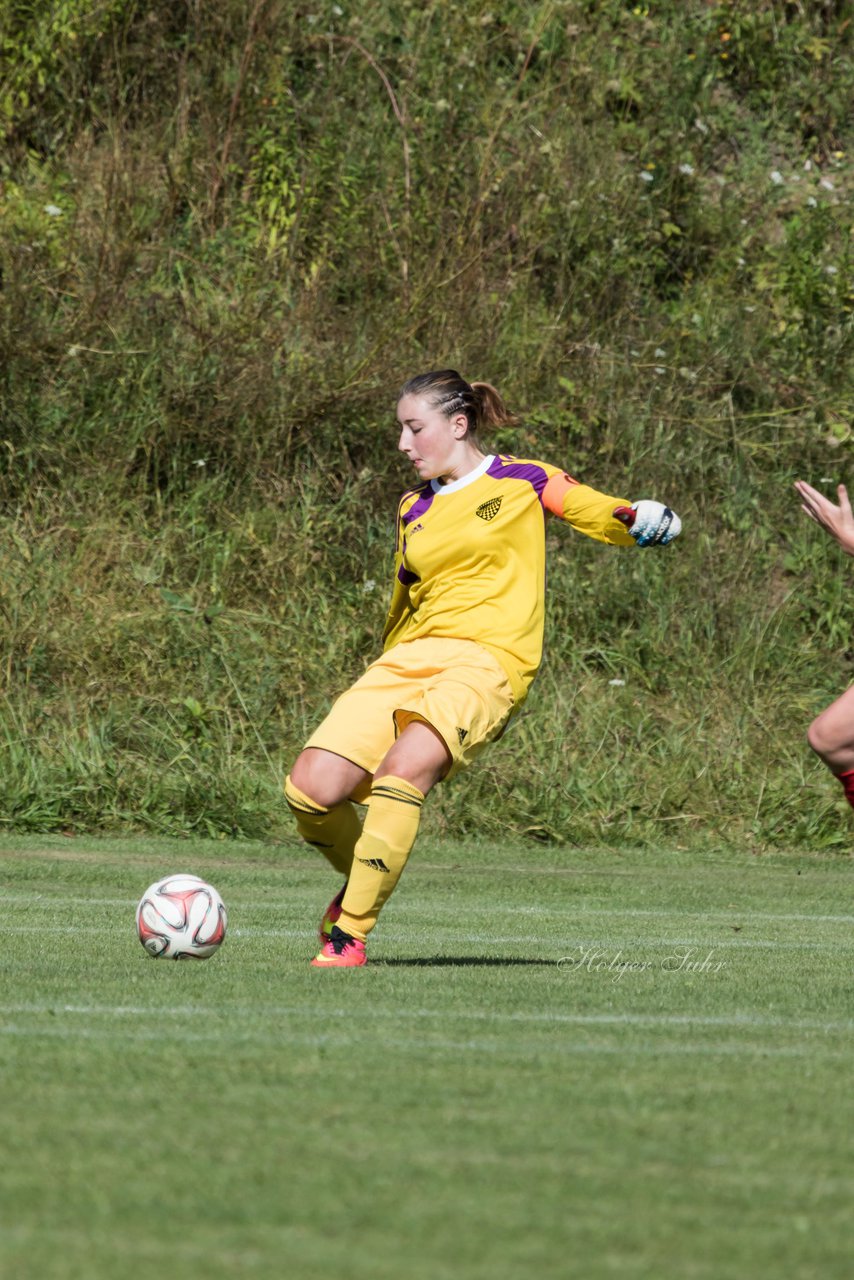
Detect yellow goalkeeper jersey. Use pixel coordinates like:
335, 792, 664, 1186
382, 453, 635, 705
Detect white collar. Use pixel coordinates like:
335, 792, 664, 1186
430, 454, 494, 494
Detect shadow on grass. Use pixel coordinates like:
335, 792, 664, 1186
377, 956, 561, 967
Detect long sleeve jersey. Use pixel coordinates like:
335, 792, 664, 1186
382, 453, 635, 705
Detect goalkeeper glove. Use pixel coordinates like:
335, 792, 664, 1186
613, 500, 682, 546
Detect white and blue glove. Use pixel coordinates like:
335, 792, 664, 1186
614, 500, 682, 546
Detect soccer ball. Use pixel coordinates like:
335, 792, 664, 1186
136, 874, 227, 960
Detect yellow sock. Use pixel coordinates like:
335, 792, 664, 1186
284, 775, 361, 877
337, 775, 424, 940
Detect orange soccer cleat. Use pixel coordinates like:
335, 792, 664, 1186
310, 925, 367, 968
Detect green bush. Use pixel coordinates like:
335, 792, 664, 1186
1, 0, 852, 844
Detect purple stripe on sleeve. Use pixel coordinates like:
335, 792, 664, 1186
486, 455, 550, 497
395, 484, 432, 588
402, 485, 435, 526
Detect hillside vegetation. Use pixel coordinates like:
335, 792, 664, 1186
1, 0, 853, 847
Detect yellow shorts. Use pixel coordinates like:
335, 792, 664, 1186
305, 637, 516, 781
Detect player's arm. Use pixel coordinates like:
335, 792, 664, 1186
382, 499, 417, 646
542, 472, 682, 547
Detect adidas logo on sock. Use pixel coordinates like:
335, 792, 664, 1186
356, 855, 391, 873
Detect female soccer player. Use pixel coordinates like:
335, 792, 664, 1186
286, 370, 682, 967
794, 479, 854, 808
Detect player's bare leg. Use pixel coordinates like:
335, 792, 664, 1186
807, 684, 854, 814
289, 747, 369, 807
807, 684, 854, 774
376, 717, 452, 795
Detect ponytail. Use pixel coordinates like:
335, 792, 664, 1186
399, 369, 520, 435
470, 381, 520, 432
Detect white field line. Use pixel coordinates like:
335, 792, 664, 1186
1, 921, 854, 952
1, 1002, 852, 1035
2, 892, 853, 926
0, 1021, 848, 1060
0, 1018, 850, 1059
2, 923, 851, 950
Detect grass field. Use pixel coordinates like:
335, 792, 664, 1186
2, 833, 852, 1280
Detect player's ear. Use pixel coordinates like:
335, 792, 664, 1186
452, 414, 468, 438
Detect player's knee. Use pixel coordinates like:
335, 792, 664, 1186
379, 719, 450, 794
288, 753, 329, 806
807, 714, 838, 763
289, 748, 364, 808
376, 749, 446, 795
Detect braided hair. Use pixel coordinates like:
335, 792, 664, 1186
398, 370, 519, 434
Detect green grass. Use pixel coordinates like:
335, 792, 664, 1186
2, 834, 852, 1279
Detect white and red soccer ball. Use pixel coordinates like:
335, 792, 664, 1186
136, 874, 227, 960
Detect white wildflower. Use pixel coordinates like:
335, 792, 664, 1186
770, 171, 784, 185
608, 679, 626, 687
640, 171, 654, 182
362, 579, 376, 594
678, 163, 694, 176
820, 178, 834, 190
654, 347, 666, 357
194, 459, 206, 467
44, 204, 62, 216
807, 197, 817, 207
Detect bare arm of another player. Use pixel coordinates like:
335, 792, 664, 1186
795, 480, 854, 556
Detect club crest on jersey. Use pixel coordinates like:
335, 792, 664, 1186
476, 496, 503, 521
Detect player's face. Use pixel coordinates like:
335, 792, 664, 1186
397, 393, 469, 482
